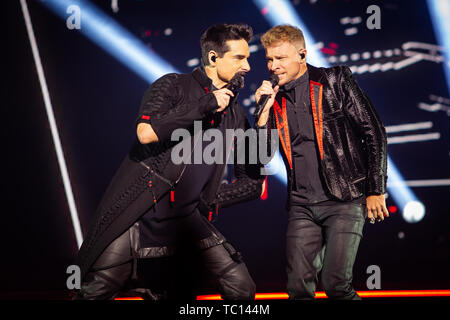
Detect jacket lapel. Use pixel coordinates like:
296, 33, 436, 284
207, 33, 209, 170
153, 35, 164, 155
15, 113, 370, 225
192, 66, 213, 92
273, 65, 325, 167
273, 97, 292, 169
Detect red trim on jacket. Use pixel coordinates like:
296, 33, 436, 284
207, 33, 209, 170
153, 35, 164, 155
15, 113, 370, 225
273, 98, 293, 169
273, 80, 325, 165
310, 80, 324, 160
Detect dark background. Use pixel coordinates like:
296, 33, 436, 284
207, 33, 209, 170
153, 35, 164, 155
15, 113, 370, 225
2, 0, 449, 298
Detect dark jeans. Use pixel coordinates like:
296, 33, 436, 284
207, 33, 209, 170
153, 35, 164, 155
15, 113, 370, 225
286, 201, 365, 300
75, 228, 255, 300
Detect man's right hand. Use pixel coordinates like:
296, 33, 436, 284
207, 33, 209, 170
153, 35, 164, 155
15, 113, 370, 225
255, 80, 279, 126
213, 88, 234, 112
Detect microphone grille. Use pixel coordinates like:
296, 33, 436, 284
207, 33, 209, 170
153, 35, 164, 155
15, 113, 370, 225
269, 74, 279, 86
228, 72, 245, 91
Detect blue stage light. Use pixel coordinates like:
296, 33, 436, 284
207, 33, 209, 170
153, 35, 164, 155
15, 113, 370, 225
386, 158, 415, 209
427, 0, 450, 95
40, 0, 179, 83
264, 150, 288, 184
253, 0, 328, 67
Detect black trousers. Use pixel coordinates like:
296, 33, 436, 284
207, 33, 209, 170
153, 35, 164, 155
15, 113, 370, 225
286, 201, 365, 300
75, 228, 255, 300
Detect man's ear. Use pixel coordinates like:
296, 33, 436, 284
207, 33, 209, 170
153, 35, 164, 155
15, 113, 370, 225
300, 49, 307, 62
209, 51, 218, 65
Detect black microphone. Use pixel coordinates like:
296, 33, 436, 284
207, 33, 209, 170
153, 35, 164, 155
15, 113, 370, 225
254, 74, 279, 119
217, 72, 245, 111
225, 72, 245, 93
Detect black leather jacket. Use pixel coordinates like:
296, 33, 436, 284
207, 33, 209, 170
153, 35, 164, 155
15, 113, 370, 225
262, 64, 387, 202
77, 67, 263, 279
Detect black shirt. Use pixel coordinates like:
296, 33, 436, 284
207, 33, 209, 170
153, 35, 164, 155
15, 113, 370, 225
279, 71, 331, 205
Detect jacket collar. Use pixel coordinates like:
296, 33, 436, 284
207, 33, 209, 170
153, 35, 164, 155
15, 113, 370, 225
192, 66, 240, 105
192, 66, 214, 91
306, 63, 324, 84
276, 64, 322, 101
281, 69, 309, 92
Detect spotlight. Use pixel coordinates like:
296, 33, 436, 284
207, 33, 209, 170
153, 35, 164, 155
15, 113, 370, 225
264, 151, 288, 184
253, 0, 328, 67
164, 28, 173, 36
402, 201, 426, 223
427, 0, 450, 94
40, 0, 179, 83
387, 158, 420, 221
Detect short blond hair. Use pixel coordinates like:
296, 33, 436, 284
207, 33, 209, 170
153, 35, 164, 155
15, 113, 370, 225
260, 25, 305, 50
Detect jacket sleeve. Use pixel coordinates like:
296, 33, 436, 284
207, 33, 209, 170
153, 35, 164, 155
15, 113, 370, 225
340, 66, 388, 195
214, 107, 264, 208
136, 73, 219, 142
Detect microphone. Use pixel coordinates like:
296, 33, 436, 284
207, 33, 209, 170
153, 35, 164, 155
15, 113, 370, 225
254, 74, 279, 119
225, 72, 245, 93
217, 72, 245, 111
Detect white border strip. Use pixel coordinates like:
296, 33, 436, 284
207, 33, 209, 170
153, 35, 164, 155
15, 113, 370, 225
388, 179, 450, 188
20, 0, 83, 248
387, 132, 440, 144
385, 121, 433, 133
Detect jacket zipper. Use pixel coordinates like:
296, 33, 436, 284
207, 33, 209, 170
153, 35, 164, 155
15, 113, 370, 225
140, 129, 202, 196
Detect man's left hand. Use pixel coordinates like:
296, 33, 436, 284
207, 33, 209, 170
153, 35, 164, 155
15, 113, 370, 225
366, 194, 389, 223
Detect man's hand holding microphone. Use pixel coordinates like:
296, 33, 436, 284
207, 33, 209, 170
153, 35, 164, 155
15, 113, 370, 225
212, 72, 245, 113
254, 74, 279, 127
213, 88, 234, 113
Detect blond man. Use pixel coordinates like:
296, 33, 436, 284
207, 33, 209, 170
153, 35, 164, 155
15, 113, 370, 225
255, 25, 388, 300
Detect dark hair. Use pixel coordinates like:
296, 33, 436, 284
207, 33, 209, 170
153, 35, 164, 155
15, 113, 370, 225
200, 23, 253, 66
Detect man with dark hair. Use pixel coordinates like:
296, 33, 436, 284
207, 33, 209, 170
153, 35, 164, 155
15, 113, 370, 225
255, 25, 388, 300
200, 24, 253, 66
74, 23, 263, 300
